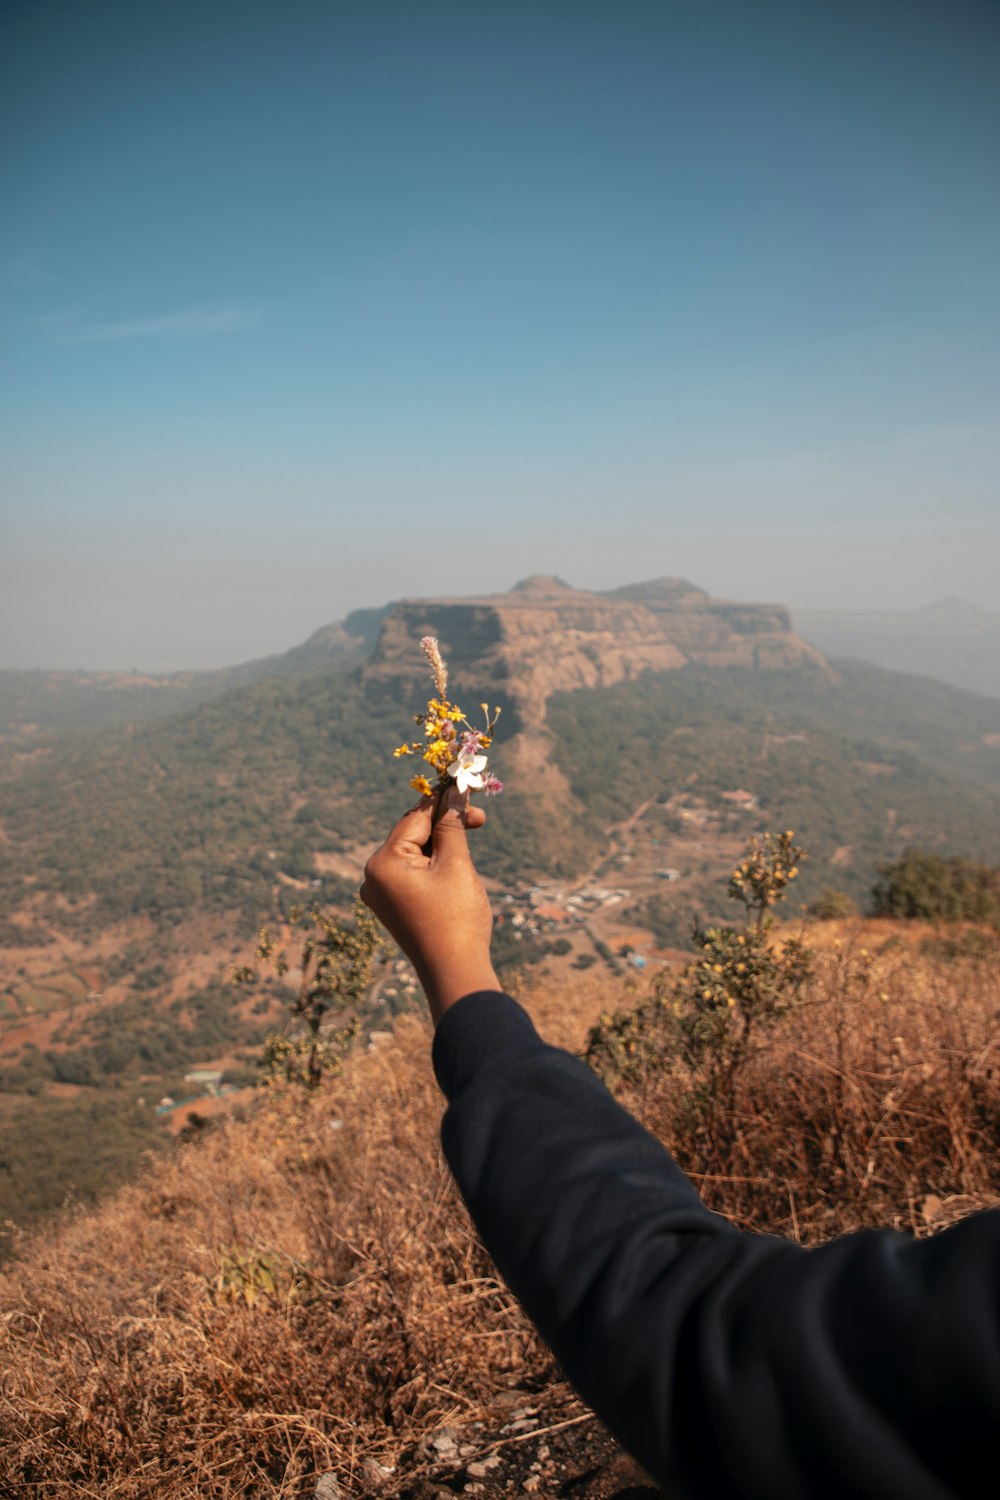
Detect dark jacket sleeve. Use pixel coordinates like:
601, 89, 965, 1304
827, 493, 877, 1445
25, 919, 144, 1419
432, 990, 1000, 1500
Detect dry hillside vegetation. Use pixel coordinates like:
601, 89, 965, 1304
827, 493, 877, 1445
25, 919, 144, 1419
2, 931, 999, 1498
588, 921, 1000, 1242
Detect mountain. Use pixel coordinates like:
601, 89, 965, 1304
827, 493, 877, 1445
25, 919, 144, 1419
1, 576, 819, 740
2, 574, 1000, 1247
365, 575, 827, 831
3, 575, 999, 937
794, 597, 1000, 699
0, 575, 832, 931
365, 573, 826, 722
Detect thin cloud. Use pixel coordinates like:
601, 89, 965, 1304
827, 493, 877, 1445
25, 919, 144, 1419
44, 304, 261, 344
4, 254, 57, 288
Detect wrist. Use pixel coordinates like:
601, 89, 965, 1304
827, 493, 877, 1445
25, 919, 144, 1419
419, 957, 501, 1025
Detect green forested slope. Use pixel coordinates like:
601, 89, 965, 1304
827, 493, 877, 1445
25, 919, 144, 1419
546, 659, 1000, 906
0, 665, 397, 934
2, 656, 998, 941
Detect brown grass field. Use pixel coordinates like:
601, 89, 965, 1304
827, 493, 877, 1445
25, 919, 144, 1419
1, 923, 998, 1498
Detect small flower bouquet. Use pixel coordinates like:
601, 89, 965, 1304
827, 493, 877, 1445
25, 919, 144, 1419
393, 636, 502, 799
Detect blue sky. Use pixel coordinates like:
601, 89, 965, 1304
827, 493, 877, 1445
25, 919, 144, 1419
2, 0, 998, 669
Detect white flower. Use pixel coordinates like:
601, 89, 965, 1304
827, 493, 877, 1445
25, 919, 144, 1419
448, 748, 488, 794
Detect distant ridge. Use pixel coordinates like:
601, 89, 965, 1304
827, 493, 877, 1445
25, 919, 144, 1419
508, 573, 576, 594
602, 575, 708, 604
795, 597, 1000, 699
7, 577, 996, 741
0, 574, 827, 741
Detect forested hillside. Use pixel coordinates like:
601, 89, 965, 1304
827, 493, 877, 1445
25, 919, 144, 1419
2, 654, 999, 951
0, 614, 372, 740
548, 659, 1000, 906
0, 664, 394, 935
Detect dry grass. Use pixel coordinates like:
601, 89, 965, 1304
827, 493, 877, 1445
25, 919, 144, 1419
601, 921, 1000, 1243
0, 977, 611, 1499
2, 938, 999, 1496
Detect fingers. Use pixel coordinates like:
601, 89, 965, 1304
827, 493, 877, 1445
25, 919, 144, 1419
464, 802, 487, 830
368, 786, 487, 881
432, 786, 485, 867
362, 796, 438, 908
380, 794, 438, 859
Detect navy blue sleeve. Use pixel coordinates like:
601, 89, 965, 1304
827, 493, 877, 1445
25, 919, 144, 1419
432, 990, 1000, 1499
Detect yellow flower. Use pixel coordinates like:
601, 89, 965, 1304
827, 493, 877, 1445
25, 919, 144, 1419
409, 774, 433, 797
395, 637, 503, 800
424, 739, 453, 771
429, 698, 463, 724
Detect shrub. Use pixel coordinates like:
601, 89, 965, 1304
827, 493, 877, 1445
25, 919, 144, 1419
590, 833, 811, 1101
872, 849, 1000, 926
807, 887, 859, 920
233, 900, 383, 1088
692, 832, 809, 1057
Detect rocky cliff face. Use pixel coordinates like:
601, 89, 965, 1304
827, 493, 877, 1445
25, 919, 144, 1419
362, 575, 829, 726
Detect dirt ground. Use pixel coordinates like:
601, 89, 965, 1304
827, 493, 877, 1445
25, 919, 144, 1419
335, 1392, 660, 1499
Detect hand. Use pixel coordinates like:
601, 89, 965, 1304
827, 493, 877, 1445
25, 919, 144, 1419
360, 787, 500, 1023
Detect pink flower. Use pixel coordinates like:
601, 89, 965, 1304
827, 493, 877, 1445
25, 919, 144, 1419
481, 773, 504, 796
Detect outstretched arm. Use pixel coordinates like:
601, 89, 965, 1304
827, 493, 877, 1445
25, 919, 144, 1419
363, 797, 1000, 1498
432, 990, 1000, 1499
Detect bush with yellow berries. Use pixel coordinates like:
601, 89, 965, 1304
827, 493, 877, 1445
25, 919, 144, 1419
680, 832, 812, 1094
232, 898, 383, 1088
588, 832, 813, 1121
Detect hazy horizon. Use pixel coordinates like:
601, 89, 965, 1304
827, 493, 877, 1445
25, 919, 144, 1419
1, 569, 998, 677
3, 0, 998, 671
